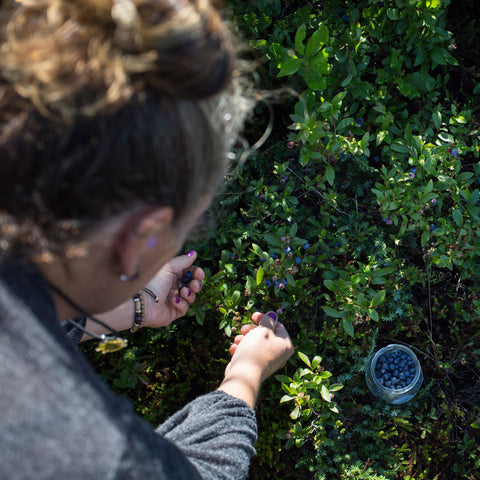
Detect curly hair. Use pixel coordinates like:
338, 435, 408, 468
0, 0, 249, 255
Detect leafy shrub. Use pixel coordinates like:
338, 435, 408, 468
85, 0, 480, 478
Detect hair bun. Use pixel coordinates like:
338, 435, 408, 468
124, 0, 234, 99
1, 0, 234, 118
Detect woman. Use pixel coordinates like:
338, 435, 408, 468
0, 1, 294, 479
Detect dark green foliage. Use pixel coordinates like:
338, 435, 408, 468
84, 1, 480, 478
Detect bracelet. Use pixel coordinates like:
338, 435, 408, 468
130, 292, 144, 333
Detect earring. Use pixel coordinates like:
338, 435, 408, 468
119, 271, 140, 282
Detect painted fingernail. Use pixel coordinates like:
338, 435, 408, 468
186, 250, 195, 257
187, 289, 192, 296
266, 311, 278, 322
175, 296, 181, 304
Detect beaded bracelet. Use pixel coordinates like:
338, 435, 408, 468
130, 292, 144, 333
130, 287, 158, 333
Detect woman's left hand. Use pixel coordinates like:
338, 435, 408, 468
142, 250, 205, 328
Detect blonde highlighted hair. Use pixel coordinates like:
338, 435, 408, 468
0, 0, 251, 255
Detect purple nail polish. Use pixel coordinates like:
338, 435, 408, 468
266, 311, 278, 322
175, 297, 181, 304
186, 250, 195, 257
187, 289, 192, 296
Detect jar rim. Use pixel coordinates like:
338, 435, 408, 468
369, 343, 422, 393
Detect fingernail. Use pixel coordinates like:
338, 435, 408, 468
186, 250, 195, 257
187, 289, 192, 296
266, 311, 278, 322
175, 297, 181, 304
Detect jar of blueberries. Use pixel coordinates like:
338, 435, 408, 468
365, 344, 423, 404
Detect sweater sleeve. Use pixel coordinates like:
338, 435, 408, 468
155, 390, 258, 480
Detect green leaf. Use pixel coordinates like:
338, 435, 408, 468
322, 306, 345, 318
391, 142, 409, 153
370, 290, 386, 308
341, 73, 352, 87
369, 309, 379, 322
431, 46, 448, 66
320, 384, 331, 402
291, 405, 301, 419
337, 117, 353, 130
326, 165, 335, 186
276, 374, 292, 383
323, 279, 336, 291
311, 356, 322, 369
304, 69, 326, 90
278, 57, 300, 77
280, 395, 295, 403
342, 318, 354, 336
294, 24, 306, 55
331, 91, 347, 108
305, 24, 328, 57
452, 209, 463, 226
432, 109, 442, 129
256, 266, 264, 286
298, 351, 311, 368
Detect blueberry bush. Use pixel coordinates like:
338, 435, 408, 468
84, 0, 480, 478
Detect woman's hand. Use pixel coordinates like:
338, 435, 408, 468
82, 251, 204, 340
218, 312, 295, 408
142, 250, 205, 328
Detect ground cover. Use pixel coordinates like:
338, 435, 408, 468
84, 1, 480, 478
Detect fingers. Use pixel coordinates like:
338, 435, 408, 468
170, 294, 190, 318
228, 335, 244, 356
239, 324, 256, 335
252, 311, 278, 331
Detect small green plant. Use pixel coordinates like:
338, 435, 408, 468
276, 352, 343, 448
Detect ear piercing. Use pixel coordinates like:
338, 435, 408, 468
119, 271, 140, 282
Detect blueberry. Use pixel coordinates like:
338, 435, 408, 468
385, 380, 392, 387
302, 243, 310, 250
451, 148, 459, 157
181, 271, 193, 283
295, 257, 302, 264
270, 253, 277, 259
399, 372, 406, 380
284, 246, 292, 254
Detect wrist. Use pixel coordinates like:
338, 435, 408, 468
137, 287, 159, 329
218, 363, 263, 408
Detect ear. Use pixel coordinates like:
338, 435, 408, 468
113, 206, 175, 279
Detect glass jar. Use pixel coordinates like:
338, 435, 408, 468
365, 344, 423, 404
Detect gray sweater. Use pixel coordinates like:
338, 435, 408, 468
0, 261, 257, 479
